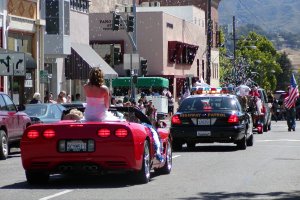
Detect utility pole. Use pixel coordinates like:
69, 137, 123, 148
206, 0, 212, 85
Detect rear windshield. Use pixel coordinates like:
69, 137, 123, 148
178, 97, 238, 112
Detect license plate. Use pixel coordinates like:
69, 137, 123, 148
66, 140, 87, 152
198, 119, 210, 125
197, 131, 211, 136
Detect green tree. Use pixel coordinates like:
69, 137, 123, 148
235, 32, 282, 91
276, 52, 293, 90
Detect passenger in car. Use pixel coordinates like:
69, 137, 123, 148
83, 67, 110, 121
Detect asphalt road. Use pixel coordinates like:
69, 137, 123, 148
0, 120, 300, 200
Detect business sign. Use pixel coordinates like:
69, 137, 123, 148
0, 53, 25, 76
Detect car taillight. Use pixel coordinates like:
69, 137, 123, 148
228, 114, 239, 123
27, 130, 39, 139
115, 129, 128, 138
262, 106, 266, 114
43, 129, 56, 139
98, 129, 111, 137
171, 115, 182, 125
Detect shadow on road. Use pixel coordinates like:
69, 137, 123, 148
1, 172, 161, 189
177, 191, 300, 200
174, 145, 240, 153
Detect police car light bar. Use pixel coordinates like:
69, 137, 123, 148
191, 87, 224, 94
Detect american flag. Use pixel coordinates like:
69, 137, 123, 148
284, 73, 299, 109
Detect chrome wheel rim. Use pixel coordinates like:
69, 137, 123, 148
144, 143, 150, 179
167, 141, 172, 170
1, 135, 8, 157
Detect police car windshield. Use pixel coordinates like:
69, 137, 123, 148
178, 97, 238, 112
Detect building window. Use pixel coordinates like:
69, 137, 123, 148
8, 33, 33, 54
70, 0, 89, 13
46, 0, 59, 34
168, 41, 198, 65
64, 1, 70, 35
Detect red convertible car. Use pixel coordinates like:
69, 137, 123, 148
21, 107, 172, 184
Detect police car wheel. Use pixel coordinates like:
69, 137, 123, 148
246, 134, 254, 147
172, 141, 182, 151
237, 135, 247, 150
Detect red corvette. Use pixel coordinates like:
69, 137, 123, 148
21, 107, 172, 184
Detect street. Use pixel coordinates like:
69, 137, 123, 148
0, 120, 300, 200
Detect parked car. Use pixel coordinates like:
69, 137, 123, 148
257, 88, 272, 132
0, 92, 31, 160
23, 103, 66, 124
62, 102, 86, 110
20, 107, 172, 184
170, 93, 253, 151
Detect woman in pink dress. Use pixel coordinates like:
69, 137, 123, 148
83, 67, 110, 121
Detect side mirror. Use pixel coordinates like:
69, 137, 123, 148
17, 104, 26, 111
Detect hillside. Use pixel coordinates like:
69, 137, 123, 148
219, 0, 300, 34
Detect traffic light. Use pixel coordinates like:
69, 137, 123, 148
127, 15, 134, 32
140, 59, 148, 76
113, 47, 121, 65
112, 12, 120, 31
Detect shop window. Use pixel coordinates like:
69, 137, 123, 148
46, 0, 59, 34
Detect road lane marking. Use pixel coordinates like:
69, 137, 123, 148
39, 190, 73, 200
172, 155, 181, 159
39, 156, 180, 200
256, 139, 300, 142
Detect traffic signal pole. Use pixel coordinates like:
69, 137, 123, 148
112, 1, 138, 99
131, 0, 137, 99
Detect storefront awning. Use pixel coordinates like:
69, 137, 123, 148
112, 77, 169, 88
65, 43, 118, 80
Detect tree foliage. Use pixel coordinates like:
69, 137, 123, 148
276, 52, 293, 90
219, 31, 290, 92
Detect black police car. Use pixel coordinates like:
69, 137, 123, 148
170, 94, 253, 151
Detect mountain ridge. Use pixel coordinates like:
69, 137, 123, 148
219, 0, 300, 34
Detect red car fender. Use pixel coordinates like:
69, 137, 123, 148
129, 124, 153, 169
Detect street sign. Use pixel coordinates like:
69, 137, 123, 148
40, 70, 48, 84
0, 53, 25, 76
123, 53, 139, 70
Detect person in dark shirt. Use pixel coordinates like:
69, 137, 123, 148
284, 87, 297, 131
29, 92, 42, 104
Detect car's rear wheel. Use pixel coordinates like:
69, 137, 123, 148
25, 171, 49, 185
246, 134, 254, 146
172, 140, 182, 151
0, 130, 8, 160
263, 123, 268, 132
268, 122, 271, 131
237, 134, 247, 150
136, 140, 151, 184
155, 139, 172, 175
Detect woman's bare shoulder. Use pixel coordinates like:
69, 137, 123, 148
101, 85, 109, 90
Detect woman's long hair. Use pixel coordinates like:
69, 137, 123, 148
89, 67, 105, 87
